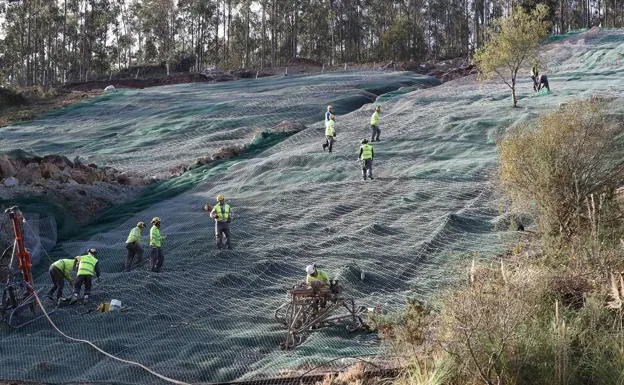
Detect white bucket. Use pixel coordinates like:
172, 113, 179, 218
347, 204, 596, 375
110, 299, 122, 311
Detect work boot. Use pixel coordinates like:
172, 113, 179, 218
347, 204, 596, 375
322, 143, 327, 152
227, 244, 232, 250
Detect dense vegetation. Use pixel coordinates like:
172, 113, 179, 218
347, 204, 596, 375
1, 0, 624, 86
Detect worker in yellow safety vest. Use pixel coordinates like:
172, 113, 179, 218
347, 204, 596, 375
306, 264, 329, 287
370, 105, 381, 142
47, 258, 76, 300
71, 248, 101, 301
359, 138, 374, 180
210, 195, 233, 249
322, 114, 336, 153
149, 217, 165, 272
125, 221, 146, 271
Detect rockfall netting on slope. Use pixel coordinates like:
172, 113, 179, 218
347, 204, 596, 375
1, 71, 437, 177
1, 29, 624, 385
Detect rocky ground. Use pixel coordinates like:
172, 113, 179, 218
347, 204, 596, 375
0, 153, 150, 225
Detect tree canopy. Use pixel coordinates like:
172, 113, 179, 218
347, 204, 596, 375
473, 5, 550, 107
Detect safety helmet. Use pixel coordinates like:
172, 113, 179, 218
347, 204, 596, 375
327, 105, 333, 110
375, 105, 381, 111
151, 217, 161, 224
216, 194, 225, 202
361, 138, 368, 144
137, 221, 146, 229
305, 264, 316, 275
88, 248, 97, 255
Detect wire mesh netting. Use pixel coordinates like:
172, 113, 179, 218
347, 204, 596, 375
0, 29, 624, 385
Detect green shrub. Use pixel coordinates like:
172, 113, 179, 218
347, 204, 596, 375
498, 100, 624, 241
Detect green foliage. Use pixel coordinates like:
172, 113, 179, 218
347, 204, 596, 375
473, 5, 550, 107
498, 100, 624, 241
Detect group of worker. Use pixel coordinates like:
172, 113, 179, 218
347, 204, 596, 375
47, 195, 233, 302
323, 104, 380, 180
531, 65, 550, 93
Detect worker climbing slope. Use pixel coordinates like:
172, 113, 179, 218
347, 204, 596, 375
71, 248, 101, 302
370, 105, 381, 142
210, 195, 233, 250
322, 114, 337, 153
125, 221, 146, 271
149, 217, 165, 272
47, 258, 76, 301
358, 139, 374, 180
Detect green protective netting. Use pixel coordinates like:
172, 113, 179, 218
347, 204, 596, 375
0, 30, 623, 385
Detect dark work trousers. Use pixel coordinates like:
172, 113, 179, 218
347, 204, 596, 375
125, 242, 143, 271
323, 136, 335, 153
47, 266, 66, 299
73, 275, 93, 297
371, 125, 380, 142
149, 246, 164, 272
361, 159, 373, 180
215, 222, 232, 249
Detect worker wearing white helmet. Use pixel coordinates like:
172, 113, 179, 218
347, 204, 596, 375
306, 264, 329, 287
149, 217, 165, 272
124, 221, 146, 272
210, 194, 233, 250
71, 248, 101, 302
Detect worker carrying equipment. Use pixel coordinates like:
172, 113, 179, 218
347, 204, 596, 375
149, 217, 165, 272
71, 248, 101, 302
47, 258, 76, 301
305, 264, 329, 287
322, 114, 336, 153
210, 195, 233, 250
359, 139, 374, 181
124, 221, 145, 272
370, 105, 381, 142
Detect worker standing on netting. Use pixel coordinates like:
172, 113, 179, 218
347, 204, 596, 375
149, 217, 165, 272
124, 221, 146, 271
70, 248, 101, 302
530, 65, 540, 91
306, 264, 329, 287
370, 105, 381, 142
47, 258, 76, 301
325, 105, 333, 130
322, 114, 336, 153
210, 195, 233, 250
359, 138, 374, 180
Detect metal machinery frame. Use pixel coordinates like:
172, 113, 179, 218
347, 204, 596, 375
275, 281, 368, 349
1, 206, 52, 328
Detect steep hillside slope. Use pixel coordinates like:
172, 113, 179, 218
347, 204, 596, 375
0, 29, 623, 385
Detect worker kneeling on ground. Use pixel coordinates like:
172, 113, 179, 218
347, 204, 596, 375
149, 217, 165, 272
71, 248, 101, 302
47, 258, 76, 301
210, 195, 233, 250
306, 264, 329, 288
125, 221, 146, 271
359, 138, 374, 181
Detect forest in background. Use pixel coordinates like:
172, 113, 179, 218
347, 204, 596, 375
1, 0, 623, 86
